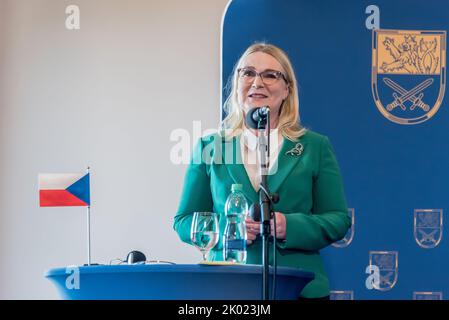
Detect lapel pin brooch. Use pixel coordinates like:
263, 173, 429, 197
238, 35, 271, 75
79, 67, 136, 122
286, 142, 304, 157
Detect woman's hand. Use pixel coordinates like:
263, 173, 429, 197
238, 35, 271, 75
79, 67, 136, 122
246, 217, 261, 245
270, 212, 287, 240
246, 212, 287, 244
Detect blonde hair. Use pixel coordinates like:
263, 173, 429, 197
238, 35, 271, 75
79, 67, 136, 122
221, 43, 306, 141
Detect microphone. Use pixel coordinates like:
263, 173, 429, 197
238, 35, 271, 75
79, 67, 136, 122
249, 196, 279, 222
249, 203, 261, 222
245, 106, 269, 129
126, 250, 147, 264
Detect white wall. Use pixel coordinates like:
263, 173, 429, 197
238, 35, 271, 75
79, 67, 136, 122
0, 0, 230, 299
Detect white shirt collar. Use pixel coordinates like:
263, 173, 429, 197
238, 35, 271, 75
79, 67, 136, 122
241, 127, 280, 151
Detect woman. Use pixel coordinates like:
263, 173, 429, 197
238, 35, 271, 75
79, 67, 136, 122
173, 43, 351, 299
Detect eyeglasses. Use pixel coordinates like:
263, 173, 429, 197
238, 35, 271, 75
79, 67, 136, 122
237, 67, 288, 85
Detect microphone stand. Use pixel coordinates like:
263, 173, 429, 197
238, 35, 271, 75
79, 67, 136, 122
257, 110, 272, 300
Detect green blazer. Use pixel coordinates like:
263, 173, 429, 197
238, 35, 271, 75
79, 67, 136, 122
173, 129, 351, 298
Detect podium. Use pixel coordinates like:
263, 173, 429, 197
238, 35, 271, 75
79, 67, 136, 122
45, 264, 314, 300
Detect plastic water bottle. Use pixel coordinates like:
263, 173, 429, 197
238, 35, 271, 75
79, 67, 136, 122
223, 184, 248, 263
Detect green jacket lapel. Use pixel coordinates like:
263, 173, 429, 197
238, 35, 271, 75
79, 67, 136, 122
220, 136, 258, 204
268, 138, 304, 194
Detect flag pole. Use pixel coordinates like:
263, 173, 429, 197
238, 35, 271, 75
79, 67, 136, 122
86, 166, 91, 266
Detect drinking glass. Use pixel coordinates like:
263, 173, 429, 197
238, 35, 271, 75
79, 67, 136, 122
190, 212, 219, 261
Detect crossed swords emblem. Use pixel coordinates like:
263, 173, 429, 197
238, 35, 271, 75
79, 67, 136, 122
383, 78, 433, 111
418, 229, 439, 244
379, 272, 394, 287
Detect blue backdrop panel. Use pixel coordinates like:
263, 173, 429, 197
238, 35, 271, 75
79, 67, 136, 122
222, 0, 449, 300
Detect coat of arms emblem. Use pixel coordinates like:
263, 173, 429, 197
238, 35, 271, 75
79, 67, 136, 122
372, 29, 446, 124
369, 251, 398, 291
330, 291, 354, 300
414, 209, 443, 249
413, 291, 443, 300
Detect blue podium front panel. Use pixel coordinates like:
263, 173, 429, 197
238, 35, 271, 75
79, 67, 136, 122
45, 264, 314, 300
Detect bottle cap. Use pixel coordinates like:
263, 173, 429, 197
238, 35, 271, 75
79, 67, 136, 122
231, 184, 243, 192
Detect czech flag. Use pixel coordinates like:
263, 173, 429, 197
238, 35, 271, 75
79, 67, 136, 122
39, 173, 90, 207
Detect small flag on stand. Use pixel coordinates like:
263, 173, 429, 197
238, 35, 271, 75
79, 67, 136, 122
39, 173, 90, 207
